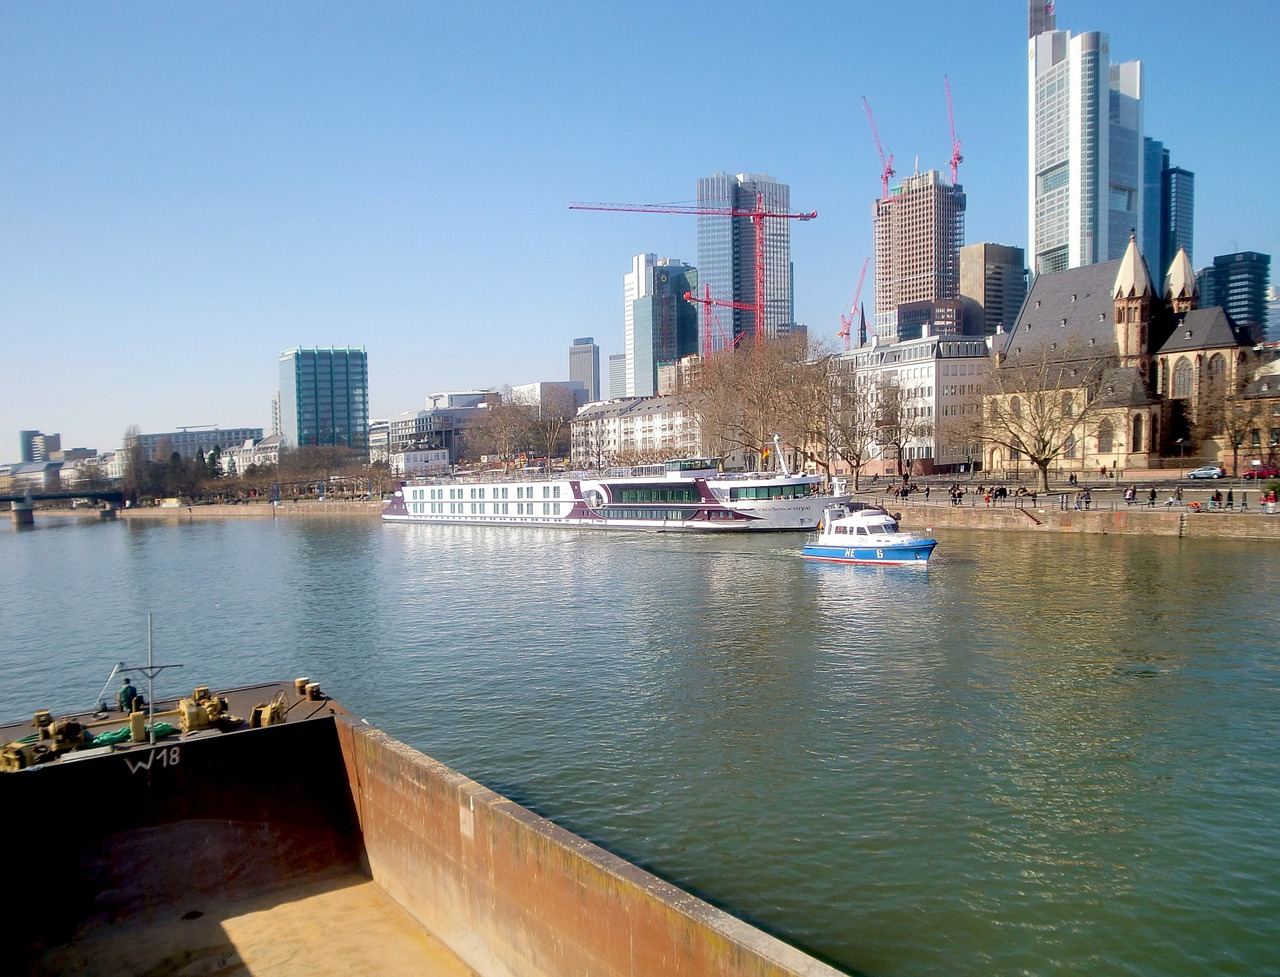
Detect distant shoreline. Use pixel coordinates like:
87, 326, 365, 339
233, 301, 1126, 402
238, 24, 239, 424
21, 496, 1279, 541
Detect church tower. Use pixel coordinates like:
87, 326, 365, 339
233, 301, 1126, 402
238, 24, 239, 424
1113, 233, 1153, 377
1164, 247, 1198, 314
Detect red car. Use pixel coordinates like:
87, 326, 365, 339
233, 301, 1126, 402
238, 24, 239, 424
1243, 463, 1279, 479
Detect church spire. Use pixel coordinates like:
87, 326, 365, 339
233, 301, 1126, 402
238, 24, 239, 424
1113, 232, 1153, 300
1113, 232, 1153, 378
1165, 247, 1198, 313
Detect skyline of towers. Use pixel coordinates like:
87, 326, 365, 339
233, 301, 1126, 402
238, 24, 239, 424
277, 346, 369, 452
696, 172, 795, 351
872, 169, 966, 342
1028, 6, 1144, 275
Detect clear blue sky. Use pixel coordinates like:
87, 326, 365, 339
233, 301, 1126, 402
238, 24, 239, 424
3, 1, 1276, 455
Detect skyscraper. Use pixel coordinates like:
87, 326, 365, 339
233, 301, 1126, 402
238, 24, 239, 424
959, 243, 1028, 336
1142, 138, 1167, 272
696, 172, 794, 351
278, 347, 369, 453
568, 337, 600, 402
1143, 138, 1195, 278
623, 255, 698, 397
873, 169, 966, 342
1161, 164, 1194, 274
607, 354, 626, 399
1029, 6, 1144, 275
1201, 252, 1271, 339
1028, 0, 1055, 38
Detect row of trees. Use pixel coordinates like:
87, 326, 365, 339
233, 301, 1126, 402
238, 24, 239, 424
669, 335, 1272, 493
119, 425, 388, 503
678, 336, 931, 489
462, 387, 580, 469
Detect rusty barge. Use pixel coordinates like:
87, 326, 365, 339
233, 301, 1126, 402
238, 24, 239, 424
1, 679, 844, 977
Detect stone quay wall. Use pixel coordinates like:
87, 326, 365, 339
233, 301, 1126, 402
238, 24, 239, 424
889, 498, 1280, 541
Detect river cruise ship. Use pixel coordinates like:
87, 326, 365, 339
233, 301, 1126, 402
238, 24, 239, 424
383, 457, 844, 532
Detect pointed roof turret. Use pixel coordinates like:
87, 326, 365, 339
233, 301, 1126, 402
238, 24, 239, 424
1113, 232, 1153, 299
1164, 247, 1198, 301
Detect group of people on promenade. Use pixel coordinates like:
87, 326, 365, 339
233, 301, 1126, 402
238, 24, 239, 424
873, 475, 1279, 515
1117, 483, 1278, 511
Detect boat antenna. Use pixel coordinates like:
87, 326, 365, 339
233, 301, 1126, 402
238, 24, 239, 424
120, 613, 184, 745
772, 434, 792, 478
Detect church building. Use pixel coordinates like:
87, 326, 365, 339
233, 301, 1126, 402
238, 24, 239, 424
985, 234, 1267, 477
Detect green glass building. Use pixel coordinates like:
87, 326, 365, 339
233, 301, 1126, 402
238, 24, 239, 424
278, 347, 369, 453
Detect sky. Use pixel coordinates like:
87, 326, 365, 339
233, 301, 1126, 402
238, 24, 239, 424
3, 1, 1277, 455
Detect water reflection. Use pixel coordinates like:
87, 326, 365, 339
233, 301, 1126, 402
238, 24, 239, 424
2, 518, 1278, 977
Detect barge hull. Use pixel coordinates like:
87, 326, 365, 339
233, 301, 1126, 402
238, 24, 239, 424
2, 686, 845, 977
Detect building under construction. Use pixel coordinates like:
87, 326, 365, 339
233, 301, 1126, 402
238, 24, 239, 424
873, 169, 966, 343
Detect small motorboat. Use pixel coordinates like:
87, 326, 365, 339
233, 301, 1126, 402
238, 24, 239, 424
802, 503, 937, 566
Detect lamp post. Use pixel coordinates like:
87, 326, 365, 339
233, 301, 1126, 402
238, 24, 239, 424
1176, 438, 1185, 478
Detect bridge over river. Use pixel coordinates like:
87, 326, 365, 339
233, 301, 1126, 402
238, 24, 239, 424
3, 489, 125, 525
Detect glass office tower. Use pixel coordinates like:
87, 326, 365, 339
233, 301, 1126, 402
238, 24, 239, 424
695, 172, 793, 352
1029, 20, 1143, 274
278, 347, 369, 453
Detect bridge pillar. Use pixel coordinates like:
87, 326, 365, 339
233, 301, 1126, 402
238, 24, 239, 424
11, 501, 34, 526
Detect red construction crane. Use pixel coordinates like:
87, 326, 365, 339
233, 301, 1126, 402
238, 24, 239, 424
862, 96, 894, 199
945, 75, 963, 186
685, 285, 750, 356
837, 256, 870, 351
570, 195, 817, 347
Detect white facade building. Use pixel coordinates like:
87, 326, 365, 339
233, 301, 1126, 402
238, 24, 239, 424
837, 336, 992, 475
571, 396, 698, 468
391, 447, 450, 477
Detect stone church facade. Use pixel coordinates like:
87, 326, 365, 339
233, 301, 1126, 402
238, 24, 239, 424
986, 235, 1271, 476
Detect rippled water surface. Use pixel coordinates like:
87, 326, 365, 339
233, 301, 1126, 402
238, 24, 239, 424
3, 514, 1278, 977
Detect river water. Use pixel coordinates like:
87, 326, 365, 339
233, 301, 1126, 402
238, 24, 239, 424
2, 514, 1277, 977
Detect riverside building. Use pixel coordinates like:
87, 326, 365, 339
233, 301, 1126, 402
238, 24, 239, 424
278, 347, 369, 453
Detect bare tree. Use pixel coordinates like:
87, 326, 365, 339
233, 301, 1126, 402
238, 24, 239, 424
970, 339, 1113, 492
121, 424, 145, 503
522, 386, 579, 469
872, 375, 934, 478
678, 335, 820, 469
825, 364, 879, 489
470, 388, 535, 468
1199, 365, 1264, 476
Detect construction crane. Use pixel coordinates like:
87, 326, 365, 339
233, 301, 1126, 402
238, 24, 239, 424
945, 75, 963, 186
837, 256, 870, 351
862, 96, 894, 199
569, 195, 817, 348
685, 285, 750, 356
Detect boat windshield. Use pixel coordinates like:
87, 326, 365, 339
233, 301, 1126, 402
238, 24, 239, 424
664, 458, 719, 474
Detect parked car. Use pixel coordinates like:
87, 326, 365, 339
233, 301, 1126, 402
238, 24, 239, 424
1186, 465, 1226, 479
1243, 463, 1279, 480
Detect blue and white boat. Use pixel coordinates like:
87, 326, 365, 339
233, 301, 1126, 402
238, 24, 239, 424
802, 503, 937, 566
